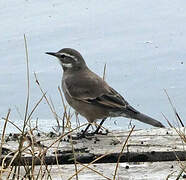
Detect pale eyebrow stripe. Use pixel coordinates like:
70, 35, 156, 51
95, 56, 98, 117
60, 53, 78, 62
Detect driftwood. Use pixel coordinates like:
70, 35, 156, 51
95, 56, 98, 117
1, 128, 185, 166
1, 151, 186, 166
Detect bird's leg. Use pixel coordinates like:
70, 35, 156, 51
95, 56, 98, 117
76, 118, 108, 139
82, 123, 91, 135
73, 123, 93, 140
76, 123, 97, 139
76, 123, 92, 138
93, 118, 108, 134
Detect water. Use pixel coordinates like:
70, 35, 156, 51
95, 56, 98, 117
1, 0, 186, 133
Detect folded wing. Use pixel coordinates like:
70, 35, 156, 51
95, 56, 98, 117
64, 74, 139, 114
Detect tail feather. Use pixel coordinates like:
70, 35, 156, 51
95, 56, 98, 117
128, 112, 165, 128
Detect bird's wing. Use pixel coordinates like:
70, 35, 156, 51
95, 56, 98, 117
64, 73, 138, 113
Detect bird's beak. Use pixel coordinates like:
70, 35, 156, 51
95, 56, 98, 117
45, 52, 59, 57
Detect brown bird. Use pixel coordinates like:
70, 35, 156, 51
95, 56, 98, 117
46, 48, 165, 136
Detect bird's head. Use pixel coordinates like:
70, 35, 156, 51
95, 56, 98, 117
46, 48, 87, 71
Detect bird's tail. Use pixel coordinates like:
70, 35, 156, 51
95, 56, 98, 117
127, 112, 165, 128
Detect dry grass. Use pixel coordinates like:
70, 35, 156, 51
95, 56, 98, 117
163, 89, 185, 179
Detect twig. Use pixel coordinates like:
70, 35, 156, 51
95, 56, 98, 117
113, 126, 135, 180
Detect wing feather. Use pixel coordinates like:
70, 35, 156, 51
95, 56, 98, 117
64, 72, 138, 113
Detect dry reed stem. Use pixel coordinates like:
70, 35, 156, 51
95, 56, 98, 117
163, 89, 185, 179
49, 96, 60, 128
26, 93, 46, 125
113, 126, 135, 180
34, 73, 62, 126
22, 34, 30, 133
67, 151, 112, 180
103, 63, 107, 81
0, 109, 11, 177
1, 118, 22, 132
58, 86, 67, 133
164, 89, 184, 127
77, 162, 111, 180
69, 134, 79, 180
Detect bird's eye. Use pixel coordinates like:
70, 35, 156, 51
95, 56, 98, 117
60, 54, 65, 58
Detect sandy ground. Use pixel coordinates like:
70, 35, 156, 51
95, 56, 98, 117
1, 161, 185, 180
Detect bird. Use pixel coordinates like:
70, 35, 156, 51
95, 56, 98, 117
46, 48, 165, 136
